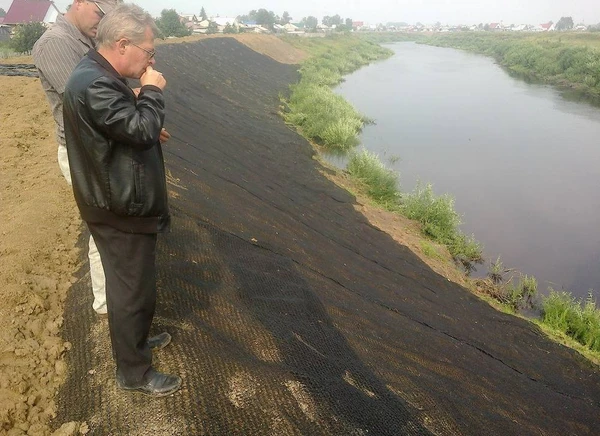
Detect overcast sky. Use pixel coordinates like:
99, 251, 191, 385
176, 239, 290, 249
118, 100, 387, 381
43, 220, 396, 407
2, 0, 599, 25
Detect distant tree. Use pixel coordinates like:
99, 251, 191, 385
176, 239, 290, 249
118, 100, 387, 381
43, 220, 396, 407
345, 18, 352, 28
435, 21, 441, 28
10, 22, 46, 53
254, 8, 276, 29
555, 16, 574, 31
155, 9, 192, 37
484, 23, 490, 31
199, 6, 207, 21
237, 10, 256, 23
0, 8, 6, 17
588, 23, 600, 32
322, 14, 342, 27
301, 16, 318, 31
280, 11, 291, 25
238, 9, 276, 29
223, 23, 237, 34
206, 21, 218, 34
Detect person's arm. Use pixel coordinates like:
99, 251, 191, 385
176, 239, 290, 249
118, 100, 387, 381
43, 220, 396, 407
85, 78, 165, 149
131, 86, 171, 144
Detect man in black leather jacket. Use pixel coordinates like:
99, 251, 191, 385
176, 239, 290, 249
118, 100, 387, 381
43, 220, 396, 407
63, 4, 181, 397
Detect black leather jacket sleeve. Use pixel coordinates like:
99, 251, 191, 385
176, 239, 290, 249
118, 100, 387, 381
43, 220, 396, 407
64, 53, 171, 234
85, 78, 165, 150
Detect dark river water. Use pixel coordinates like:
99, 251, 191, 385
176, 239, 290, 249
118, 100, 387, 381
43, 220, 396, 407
332, 42, 600, 299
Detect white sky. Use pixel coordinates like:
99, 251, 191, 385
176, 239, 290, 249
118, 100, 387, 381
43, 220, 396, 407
1, 0, 599, 26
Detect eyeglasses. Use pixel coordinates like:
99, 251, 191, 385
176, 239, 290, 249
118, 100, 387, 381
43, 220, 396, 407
130, 42, 156, 59
92, 1, 105, 17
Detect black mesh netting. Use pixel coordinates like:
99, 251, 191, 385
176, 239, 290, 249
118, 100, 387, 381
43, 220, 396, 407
55, 38, 600, 435
0, 63, 38, 77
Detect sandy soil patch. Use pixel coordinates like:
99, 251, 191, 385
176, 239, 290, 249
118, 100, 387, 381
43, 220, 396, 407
0, 76, 83, 435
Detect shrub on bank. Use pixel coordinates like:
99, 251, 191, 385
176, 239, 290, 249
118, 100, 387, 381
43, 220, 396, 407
283, 35, 482, 272
542, 291, 600, 352
401, 183, 482, 271
282, 35, 392, 151
285, 83, 363, 150
347, 149, 400, 206
505, 275, 538, 312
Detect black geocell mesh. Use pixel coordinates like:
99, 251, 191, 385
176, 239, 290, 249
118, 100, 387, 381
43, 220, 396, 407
54, 38, 600, 435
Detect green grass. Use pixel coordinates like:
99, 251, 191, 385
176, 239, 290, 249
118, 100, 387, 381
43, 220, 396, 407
542, 291, 600, 352
346, 149, 400, 206
285, 84, 364, 150
0, 41, 19, 58
504, 275, 538, 311
281, 35, 392, 151
400, 183, 482, 271
420, 241, 443, 260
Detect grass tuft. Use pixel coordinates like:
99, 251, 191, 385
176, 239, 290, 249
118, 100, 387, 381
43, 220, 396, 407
346, 149, 400, 206
542, 291, 600, 352
400, 183, 482, 271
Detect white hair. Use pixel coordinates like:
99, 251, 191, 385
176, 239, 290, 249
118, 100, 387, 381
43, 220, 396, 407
96, 3, 159, 48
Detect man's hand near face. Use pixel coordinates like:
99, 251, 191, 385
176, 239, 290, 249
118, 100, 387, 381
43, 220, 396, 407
140, 66, 166, 90
139, 68, 169, 142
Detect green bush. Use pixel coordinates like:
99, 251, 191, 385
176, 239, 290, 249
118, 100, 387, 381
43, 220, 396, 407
346, 149, 400, 206
155, 9, 192, 38
401, 183, 482, 271
10, 22, 46, 53
285, 83, 364, 151
401, 183, 460, 240
282, 35, 392, 151
504, 275, 538, 311
542, 291, 600, 352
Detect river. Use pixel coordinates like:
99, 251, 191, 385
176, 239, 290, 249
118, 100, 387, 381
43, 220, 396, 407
332, 42, 600, 300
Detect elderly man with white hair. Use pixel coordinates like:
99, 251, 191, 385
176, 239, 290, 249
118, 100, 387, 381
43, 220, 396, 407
62, 3, 181, 397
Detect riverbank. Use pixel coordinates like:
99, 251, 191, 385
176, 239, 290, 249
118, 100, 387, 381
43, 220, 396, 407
280, 34, 600, 362
363, 31, 600, 100
1, 34, 599, 434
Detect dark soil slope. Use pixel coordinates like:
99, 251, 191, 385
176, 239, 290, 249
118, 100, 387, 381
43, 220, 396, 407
56, 38, 600, 435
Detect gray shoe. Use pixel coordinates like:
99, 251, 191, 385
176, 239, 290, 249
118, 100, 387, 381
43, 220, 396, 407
147, 332, 171, 351
117, 368, 181, 397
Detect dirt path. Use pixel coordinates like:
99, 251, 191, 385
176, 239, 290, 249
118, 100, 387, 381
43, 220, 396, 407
0, 75, 82, 434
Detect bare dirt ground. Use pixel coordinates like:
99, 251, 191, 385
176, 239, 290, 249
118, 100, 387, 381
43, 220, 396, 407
0, 74, 84, 435
0, 34, 562, 434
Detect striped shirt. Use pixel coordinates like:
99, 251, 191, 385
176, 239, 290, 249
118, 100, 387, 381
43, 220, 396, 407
32, 14, 95, 148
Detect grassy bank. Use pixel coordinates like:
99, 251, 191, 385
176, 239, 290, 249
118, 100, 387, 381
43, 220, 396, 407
417, 31, 600, 357
281, 35, 392, 151
281, 35, 482, 271
421, 32, 600, 98
280, 33, 600, 364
